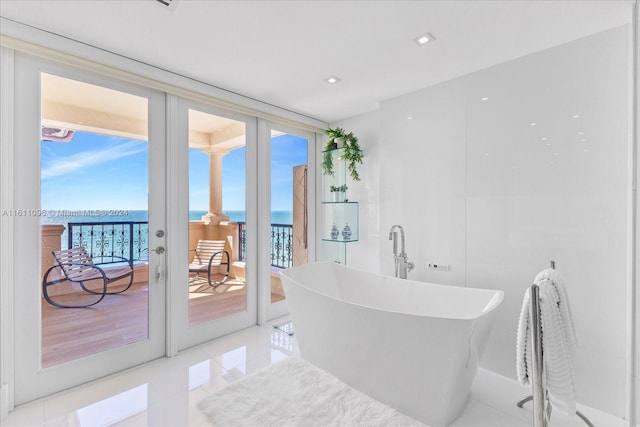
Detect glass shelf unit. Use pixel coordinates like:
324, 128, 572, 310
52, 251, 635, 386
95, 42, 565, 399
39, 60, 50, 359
321, 148, 359, 265
321, 202, 359, 242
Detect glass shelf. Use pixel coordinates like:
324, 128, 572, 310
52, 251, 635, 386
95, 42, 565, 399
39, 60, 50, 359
322, 201, 358, 204
321, 202, 358, 242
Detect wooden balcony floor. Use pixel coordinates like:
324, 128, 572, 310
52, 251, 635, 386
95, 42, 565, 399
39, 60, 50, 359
41, 277, 285, 368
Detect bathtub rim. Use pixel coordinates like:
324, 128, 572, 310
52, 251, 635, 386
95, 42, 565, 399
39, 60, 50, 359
280, 261, 504, 321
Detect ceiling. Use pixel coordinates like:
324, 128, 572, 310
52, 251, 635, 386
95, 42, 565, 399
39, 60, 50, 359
0, 0, 632, 123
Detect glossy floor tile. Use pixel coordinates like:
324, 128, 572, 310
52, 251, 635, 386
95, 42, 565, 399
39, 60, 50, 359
1, 317, 627, 427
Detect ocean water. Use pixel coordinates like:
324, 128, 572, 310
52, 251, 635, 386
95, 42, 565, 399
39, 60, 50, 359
41, 210, 292, 225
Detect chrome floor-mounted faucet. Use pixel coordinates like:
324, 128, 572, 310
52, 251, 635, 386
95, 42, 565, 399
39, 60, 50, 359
388, 224, 414, 279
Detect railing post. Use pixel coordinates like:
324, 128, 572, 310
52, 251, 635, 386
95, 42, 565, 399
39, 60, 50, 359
129, 222, 134, 262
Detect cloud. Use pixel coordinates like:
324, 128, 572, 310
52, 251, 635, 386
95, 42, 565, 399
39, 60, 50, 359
41, 140, 147, 179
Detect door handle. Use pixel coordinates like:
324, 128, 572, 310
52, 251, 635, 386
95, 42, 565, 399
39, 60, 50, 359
149, 247, 165, 281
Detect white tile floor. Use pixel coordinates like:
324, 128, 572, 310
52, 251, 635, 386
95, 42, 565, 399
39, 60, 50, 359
1, 317, 628, 427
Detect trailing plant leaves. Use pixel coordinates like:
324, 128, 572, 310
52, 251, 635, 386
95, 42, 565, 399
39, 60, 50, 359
322, 127, 363, 181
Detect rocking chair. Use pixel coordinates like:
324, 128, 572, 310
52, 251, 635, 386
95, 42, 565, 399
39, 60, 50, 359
42, 247, 134, 308
189, 240, 230, 288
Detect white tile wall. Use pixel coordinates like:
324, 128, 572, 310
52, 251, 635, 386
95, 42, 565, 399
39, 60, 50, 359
333, 25, 631, 417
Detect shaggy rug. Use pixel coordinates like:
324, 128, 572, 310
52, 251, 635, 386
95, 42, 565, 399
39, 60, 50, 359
197, 357, 426, 427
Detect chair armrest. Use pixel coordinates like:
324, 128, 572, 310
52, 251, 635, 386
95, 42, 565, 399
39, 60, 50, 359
206, 250, 231, 269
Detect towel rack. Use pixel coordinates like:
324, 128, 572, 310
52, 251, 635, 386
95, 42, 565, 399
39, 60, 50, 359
516, 261, 594, 427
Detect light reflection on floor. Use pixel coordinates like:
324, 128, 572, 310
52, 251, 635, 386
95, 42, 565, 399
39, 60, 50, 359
3, 317, 627, 427
187, 277, 245, 300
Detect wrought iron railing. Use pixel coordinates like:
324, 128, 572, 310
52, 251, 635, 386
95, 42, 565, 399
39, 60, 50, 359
67, 220, 293, 268
237, 222, 293, 269
68, 221, 149, 264
239, 221, 247, 262
270, 223, 294, 268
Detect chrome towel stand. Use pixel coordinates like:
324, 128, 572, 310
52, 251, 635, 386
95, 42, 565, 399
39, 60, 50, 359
516, 260, 594, 427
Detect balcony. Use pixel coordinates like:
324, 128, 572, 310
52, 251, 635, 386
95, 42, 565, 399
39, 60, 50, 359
40, 220, 293, 367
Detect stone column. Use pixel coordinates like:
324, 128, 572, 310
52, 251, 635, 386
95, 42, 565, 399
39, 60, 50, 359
201, 150, 229, 225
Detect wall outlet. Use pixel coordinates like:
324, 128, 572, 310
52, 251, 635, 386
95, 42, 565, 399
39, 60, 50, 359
428, 263, 449, 271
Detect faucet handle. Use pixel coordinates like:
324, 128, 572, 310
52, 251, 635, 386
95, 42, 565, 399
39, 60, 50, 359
408, 261, 415, 272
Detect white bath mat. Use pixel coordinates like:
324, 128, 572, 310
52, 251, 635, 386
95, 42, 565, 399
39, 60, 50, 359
197, 357, 426, 427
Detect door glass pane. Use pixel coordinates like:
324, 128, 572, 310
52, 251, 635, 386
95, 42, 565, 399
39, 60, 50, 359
188, 109, 247, 324
40, 73, 150, 367
270, 130, 308, 303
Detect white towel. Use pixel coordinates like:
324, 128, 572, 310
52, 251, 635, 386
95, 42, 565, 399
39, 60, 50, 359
516, 269, 577, 415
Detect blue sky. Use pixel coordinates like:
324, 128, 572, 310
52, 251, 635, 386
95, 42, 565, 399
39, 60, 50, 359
41, 131, 308, 212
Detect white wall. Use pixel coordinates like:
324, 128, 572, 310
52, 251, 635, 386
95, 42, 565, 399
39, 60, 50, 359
333, 26, 630, 417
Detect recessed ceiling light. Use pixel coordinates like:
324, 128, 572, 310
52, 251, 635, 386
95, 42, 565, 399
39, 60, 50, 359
324, 76, 341, 84
572, 114, 580, 119
481, 97, 489, 101
530, 122, 537, 126
414, 32, 435, 46
541, 137, 547, 141
407, 116, 413, 120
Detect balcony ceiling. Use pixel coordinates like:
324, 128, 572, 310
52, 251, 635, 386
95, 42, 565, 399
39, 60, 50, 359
0, 0, 631, 123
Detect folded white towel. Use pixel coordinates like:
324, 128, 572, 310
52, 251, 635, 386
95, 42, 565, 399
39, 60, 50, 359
534, 269, 577, 357
516, 269, 577, 416
516, 286, 532, 386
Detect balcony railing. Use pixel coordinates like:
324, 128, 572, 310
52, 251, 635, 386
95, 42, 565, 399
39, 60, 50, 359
67, 220, 294, 269
68, 221, 149, 264
237, 222, 293, 269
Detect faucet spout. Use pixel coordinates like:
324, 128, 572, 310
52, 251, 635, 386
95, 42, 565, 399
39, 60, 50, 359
388, 224, 405, 255
389, 225, 412, 279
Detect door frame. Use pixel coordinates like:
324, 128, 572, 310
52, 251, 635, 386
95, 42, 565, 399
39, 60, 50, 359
11, 52, 167, 404
1, 45, 17, 416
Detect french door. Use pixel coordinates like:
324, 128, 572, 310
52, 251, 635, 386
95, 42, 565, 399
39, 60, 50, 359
9, 53, 316, 406
168, 98, 258, 351
12, 53, 167, 404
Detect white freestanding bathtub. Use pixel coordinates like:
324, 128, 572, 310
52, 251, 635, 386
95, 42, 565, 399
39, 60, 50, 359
280, 262, 504, 427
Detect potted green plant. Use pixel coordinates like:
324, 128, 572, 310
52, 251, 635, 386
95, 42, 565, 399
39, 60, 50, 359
330, 184, 348, 202
322, 127, 364, 181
